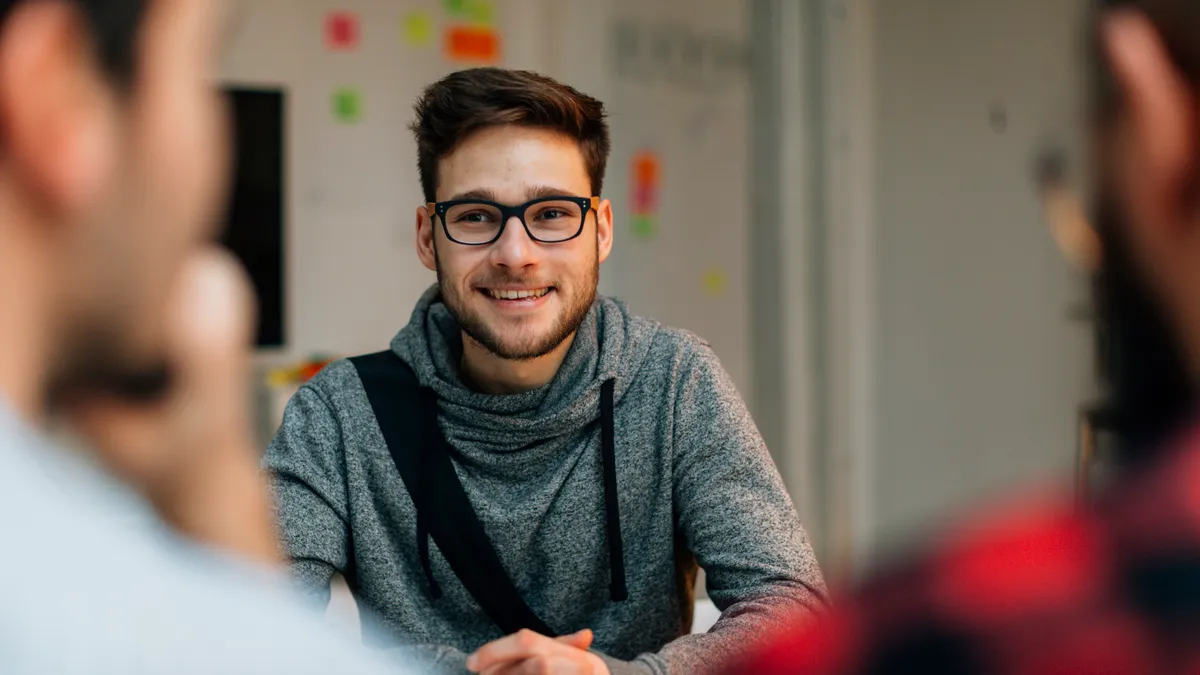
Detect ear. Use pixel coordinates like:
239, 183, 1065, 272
416, 204, 437, 272
0, 1, 115, 219
1101, 10, 1196, 242
596, 198, 614, 264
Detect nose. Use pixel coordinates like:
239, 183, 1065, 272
489, 214, 539, 269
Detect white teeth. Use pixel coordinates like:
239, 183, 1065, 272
488, 288, 550, 300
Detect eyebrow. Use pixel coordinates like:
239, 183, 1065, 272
444, 185, 588, 203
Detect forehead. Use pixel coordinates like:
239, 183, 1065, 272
436, 125, 591, 201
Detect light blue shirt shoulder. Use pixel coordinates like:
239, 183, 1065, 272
0, 404, 413, 675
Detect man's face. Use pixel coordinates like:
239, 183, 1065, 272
416, 125, 614, 361
36, 0, 230, 396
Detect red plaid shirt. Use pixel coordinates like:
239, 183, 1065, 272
729, 426, 1200, 674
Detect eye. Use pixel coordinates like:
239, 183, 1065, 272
455, 210, 495, 223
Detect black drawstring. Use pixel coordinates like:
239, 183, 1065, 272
414, 379, 628, 604
417, 388, 443, 599
416, 510, 442, 599
601, 379, 628, 601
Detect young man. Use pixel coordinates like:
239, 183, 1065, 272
727, 0, 1200, 672
265, 67, 827, 675
0, 0, 411, 672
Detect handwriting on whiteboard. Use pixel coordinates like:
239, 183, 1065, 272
611, 20, 749, 91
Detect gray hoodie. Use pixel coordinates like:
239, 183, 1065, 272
264, 287, 826, 675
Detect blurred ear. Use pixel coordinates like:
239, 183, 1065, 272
597, 198, 614, 264
416, 204, 437, 272
1101, 10, 1196, 244
0, 1, 115, 220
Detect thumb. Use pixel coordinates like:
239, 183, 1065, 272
168, 247, 255, 377
165, 247, 256, 433
555, 629, 594, 650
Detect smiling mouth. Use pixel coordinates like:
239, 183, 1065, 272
482, 287, 553, 301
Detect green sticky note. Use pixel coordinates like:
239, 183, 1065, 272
469, 0, 495, 25
402, 11, 433, 46
631, 215, 657, 240
444, 0, 468, 15
332, 88, 362, 123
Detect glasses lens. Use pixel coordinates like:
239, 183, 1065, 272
444, 202, 505, 244
525, 200, 585, 242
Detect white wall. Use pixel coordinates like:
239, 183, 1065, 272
819, 0, 1097, 570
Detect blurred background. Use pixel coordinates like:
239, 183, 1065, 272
221, 0, 1095, 596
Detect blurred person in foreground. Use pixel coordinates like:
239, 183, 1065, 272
725, 0, 1200, 672
0, 0, 413, 672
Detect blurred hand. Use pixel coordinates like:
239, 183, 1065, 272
67, 247, 280, 565
467, 629, 611, 675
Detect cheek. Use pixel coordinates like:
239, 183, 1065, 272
138, 87, 228, 243
439, 248, 488, 286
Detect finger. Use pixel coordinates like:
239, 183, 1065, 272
480, 661, 527, 675
482, 658, 560, 675
555, 629, 594, 651
468, 630, 554, 672
164, 247, 256, 443
169, 247, 254, 354
167, 247, 255, 387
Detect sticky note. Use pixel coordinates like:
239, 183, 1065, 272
445, 26, 501, 63
469, 0, 495, 26
633, 151, 661, 187
631, 215, 657, 241
332, 88, 362, 123
403, 11, 433, 46
632, 184, 659, 214
325, 11, 359, 50
703, 268, 728, 296
443, 0, 469, 15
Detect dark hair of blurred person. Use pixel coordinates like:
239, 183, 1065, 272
0, 1, 411, 672
725, 0, 1200, 673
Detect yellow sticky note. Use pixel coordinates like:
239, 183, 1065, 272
403, 11, 433, 46
703, 269, 727, 296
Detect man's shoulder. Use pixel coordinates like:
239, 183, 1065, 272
0, 443, 403, 675
604, 302, 725, 388
612, 304, 711, 363
292, 355, 393, 420
301, 357, 366, 398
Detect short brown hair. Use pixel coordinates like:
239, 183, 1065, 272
410, 67, 611, 203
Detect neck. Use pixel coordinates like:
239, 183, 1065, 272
459, 331, 577, 395
0, 211, 55, 424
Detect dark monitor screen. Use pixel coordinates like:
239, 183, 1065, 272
220, 87, 285, 348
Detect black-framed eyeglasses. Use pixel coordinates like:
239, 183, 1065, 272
428, 195, 599, 246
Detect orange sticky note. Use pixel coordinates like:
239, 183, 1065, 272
633, 151, 660, 187
445, 25, 501, 63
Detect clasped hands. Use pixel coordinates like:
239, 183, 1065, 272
467, 628, 611, 675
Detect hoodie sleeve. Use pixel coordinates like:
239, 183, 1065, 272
262, 383, 353, 611
603, 340, 829, 675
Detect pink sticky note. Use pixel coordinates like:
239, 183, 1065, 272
325, 11, 359, 51
632, 184, 658, 214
